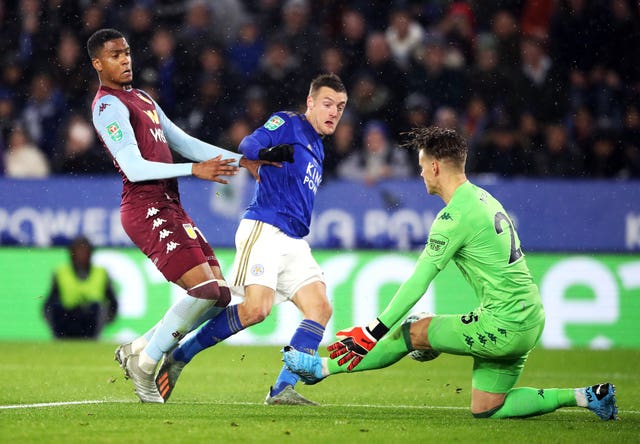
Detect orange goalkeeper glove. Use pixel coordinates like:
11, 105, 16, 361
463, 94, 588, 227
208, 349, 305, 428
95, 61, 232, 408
327, 320, 388, 371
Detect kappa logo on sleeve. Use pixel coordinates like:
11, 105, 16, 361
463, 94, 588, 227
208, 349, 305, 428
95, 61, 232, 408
106, 121, 123, 142
264, 116, 285, 131
426, 233, 449, 257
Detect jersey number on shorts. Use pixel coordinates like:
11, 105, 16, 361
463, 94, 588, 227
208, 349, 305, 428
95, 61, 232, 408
494, 212, 523, 264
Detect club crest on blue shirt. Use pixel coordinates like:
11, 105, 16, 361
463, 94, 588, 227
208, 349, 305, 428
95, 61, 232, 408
251, 264, 265, 276
182, 223, 197, 240
264, 116, 285, 131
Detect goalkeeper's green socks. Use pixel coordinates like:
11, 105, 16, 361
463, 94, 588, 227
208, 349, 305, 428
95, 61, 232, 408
479, 387, 578, 418
327, 324, 410, 375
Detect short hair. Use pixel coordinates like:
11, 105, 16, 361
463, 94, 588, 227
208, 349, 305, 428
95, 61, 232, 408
309, 73, 346, 97
87, 28, 125, 59
69, 235, 93, 254
401, 126, 467, 165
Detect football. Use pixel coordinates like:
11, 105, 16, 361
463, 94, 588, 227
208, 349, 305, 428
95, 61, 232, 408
403, 312, 442, 362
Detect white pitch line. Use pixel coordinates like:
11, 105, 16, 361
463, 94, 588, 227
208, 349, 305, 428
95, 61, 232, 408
2, 400, 638, 416
0, 400, 109, 410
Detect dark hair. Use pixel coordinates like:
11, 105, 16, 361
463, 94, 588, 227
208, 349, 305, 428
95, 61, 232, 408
69, 235, 93, 254
401, 126, 467, 165
87, 28, 125, 59
309, 73, 347, 97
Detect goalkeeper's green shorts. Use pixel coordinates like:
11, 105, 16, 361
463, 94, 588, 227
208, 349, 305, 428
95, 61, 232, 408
427, 310, 545, 393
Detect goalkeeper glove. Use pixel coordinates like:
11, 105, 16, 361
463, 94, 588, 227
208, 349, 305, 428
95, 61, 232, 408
258, 144, 294, 163
327, 319, 389, 371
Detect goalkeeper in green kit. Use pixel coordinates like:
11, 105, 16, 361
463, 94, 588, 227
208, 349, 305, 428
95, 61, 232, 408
283, 126, 618, 420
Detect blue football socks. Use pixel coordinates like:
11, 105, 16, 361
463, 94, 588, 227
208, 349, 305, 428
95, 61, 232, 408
172, 305, 243, 363
271, 319, 325, 396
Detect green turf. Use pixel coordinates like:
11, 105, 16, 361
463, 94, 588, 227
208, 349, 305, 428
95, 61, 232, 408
0, 342, 638, 443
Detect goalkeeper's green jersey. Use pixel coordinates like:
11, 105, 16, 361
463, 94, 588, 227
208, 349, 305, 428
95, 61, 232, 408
378, 181, 544, 331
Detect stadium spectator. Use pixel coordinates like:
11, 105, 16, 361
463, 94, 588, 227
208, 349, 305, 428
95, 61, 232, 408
584, 128, 624, 178
533, 122, 584, 177
86, 28, 270, 403
510, 35, 568, 124
568, 105, 597, 156
257, 39, 304, 110
1, 54, 26, 109
43, 235, 118, 339
338, 119, 412, 185
384, 6, 424, 69
358, 32, 406, 133
459, 95, 490, 172
349, 72, 394, 130
52, 30, 91, 112
180, 75, 231, 144
282, 126, 619, 422
408, 33, 467, 112
196, 43, 242, 101
52, 114, 111, 175
16, 0, 48, 70
548, 0, 605, 78
177, 0, 222, 52
620, 102, 640, 178
465, 33, 514, 116
138, 27, 182, 116
473, 117, 531, 177
433, 106, 461, 132
338, 9, 368, 82
155, 74, 347, 406
490, 9, 521, 72
227, 17, 265, 80
242, 85, 271, 129
3, 123, 50, 178
603, 0, 640, 88
437, 1, 476, 65
0, 89, 16, 151
124, 4, 155, 69
275, 0, 321, 78
21, 72, 67, 159
323, 111, 358, 181
319, 46, 349, 85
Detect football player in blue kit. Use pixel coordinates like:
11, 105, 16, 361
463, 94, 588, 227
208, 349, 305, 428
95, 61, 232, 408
155, 74, 348, 405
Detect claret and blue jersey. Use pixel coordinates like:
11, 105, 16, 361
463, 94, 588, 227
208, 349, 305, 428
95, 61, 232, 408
239, 111, 325, 238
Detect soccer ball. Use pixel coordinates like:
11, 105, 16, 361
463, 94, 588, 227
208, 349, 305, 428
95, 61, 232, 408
402, 312, 441, 362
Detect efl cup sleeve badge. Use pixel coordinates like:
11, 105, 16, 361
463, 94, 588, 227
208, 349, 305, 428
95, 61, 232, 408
182, 223, 197, 240
107, 121, 123, 142
264, 116, 285, 131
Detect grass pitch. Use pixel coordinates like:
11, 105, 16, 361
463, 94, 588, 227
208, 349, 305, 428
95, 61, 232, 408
1, 342, 638, 444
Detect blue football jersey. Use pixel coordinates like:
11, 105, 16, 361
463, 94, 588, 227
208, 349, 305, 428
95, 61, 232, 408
238, 111, 324, 238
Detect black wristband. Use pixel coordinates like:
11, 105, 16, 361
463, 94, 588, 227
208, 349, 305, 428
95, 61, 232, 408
367, 318, 390, 341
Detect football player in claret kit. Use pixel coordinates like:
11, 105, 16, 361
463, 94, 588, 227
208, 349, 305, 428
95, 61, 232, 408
87, 28, 287, 403
155, 73, 348, 405
283, 127, 619, 420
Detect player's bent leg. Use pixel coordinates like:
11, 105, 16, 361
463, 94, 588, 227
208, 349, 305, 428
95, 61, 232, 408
160, 285, 273, 402
475, 383, 619, 420
128, 269, 223, 403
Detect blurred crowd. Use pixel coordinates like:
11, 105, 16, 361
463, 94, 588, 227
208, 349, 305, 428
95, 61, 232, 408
1, 0, 640, 180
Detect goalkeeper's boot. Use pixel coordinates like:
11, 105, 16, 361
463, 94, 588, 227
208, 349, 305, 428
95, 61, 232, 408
114, 342, 133, 370
124, 354, 165, 403
281, 346, 325, 385
264, 385, 319, 406
585, 383, 618, 420
155, 353, 186, 402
